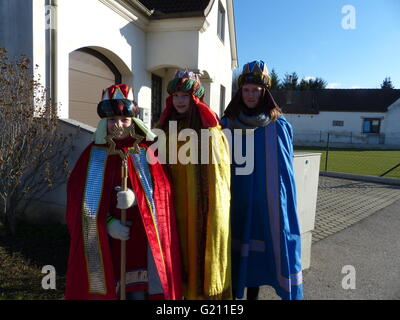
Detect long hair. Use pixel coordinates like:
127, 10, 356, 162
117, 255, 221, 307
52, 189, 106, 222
159, 99, 203, 133
224, 87, 282, 121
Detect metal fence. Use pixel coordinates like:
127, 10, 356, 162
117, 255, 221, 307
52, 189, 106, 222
294, 131, 400, 178
294, 130, 400, 146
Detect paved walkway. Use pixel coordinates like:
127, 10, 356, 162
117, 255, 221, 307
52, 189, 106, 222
313, 176, 400, 242
255, 176, 400, 300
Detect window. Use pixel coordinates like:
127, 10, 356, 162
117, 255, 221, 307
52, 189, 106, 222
220, 85, 226, 117
217, 1, 225, 42
333, 120, 344, 127
151, 74, 162, 128
362, 118, 381, 133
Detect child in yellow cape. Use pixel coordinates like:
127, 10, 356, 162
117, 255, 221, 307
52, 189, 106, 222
157, 70, 232, 300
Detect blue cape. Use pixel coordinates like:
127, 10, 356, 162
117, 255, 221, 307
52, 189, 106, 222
221, 116, 303, 300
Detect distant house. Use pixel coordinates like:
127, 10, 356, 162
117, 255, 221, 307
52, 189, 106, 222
0, 0, 238, 128
272, 89, 400, 147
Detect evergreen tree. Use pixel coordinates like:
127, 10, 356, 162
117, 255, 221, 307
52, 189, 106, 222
281, 72, 299, 90
299, 77, 327, 90
381, 77, 394, 89
269, 68, 280, 90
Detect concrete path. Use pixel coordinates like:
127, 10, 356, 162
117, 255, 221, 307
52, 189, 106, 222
255, 176, 400, 300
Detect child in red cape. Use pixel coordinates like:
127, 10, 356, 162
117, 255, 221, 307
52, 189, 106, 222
64, 84, 182, 300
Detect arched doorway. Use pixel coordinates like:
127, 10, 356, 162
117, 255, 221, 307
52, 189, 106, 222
69, 48, 121, 127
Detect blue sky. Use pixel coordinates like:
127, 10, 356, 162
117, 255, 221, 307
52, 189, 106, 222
233, 0, 400, 89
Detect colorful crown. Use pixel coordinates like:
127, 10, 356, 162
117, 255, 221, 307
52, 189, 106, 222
238, 60, 271, 88
167, 69, 205, 98
97, 84, 138, 118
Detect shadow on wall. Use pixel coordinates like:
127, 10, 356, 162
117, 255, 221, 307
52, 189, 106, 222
120, 23, 146, 115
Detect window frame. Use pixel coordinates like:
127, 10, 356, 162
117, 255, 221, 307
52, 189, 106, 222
151, 74, 163, 128
219, 84, 226, 117
217, 1, 226, 43
332, 120, 344, 127
362, 118, 381, 134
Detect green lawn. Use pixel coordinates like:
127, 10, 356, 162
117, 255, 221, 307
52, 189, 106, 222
294, 147, 400, 178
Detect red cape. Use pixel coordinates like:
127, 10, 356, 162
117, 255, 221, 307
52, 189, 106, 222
65, 141, 182, 300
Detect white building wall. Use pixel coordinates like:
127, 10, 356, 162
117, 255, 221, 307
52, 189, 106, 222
56, 0, 150, 120
285, 111, 393, 145
198, 0, 233, 116
382, 99, 400, 145
285, 111, 386, 134
147, 29, 199, 72
2, 0, 236, 127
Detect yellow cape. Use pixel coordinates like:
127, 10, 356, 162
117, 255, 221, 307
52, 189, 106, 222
169, 126, 232, 299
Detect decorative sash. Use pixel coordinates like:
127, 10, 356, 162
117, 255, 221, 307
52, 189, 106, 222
81, 146, 164, 296
82, 146, 108, 294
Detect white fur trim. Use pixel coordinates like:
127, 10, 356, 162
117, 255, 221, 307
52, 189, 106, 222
117, 188, 136, 209
93, 118, 108, 145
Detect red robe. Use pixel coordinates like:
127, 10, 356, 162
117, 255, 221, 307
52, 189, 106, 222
64, 138, 182, 300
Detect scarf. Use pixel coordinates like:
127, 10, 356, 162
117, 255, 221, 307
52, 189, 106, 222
227, 111, 271, 131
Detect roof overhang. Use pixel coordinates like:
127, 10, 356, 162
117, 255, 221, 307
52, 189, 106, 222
99, 0, 150, 29
226, 0, 238, 70
146, 16, 209, 32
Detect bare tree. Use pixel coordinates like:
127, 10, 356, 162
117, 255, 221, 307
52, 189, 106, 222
0, 48, 73, 234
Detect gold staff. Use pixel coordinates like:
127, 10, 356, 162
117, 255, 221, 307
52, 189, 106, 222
105, 123, 144, 300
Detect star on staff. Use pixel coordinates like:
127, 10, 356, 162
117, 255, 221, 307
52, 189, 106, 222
105, 123, 144, 160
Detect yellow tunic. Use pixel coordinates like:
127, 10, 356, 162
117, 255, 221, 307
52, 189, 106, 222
169, 126, 232, 299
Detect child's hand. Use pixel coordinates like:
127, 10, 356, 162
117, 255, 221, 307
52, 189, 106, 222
116, 188, 136, 209
107, 219, 131, 241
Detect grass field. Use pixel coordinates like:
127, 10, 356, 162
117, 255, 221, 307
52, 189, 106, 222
294, 147, 400, 178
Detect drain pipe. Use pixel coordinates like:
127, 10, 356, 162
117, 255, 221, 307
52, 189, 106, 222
49, 0, 58, 105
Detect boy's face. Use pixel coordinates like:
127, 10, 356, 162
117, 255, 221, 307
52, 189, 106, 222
242, 84, 264, 109
172, 91, 191, 114
107, 116, 132, 140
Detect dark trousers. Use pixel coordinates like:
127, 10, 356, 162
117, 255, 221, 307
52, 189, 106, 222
233, 287, 260, 300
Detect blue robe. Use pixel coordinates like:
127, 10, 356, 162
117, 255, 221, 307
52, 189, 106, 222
221, 116, 303, 300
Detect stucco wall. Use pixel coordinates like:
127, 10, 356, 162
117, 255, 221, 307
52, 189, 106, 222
198, 0, 233, 116
147, 30, 199, 72
53, 0, 151, 122
284, 110, 400, 146
2, 0, 235, 128
383, 99, 400, 145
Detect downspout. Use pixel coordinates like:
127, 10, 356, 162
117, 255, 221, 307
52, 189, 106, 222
226, 0, 238, 70
49, 0, 58, 105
